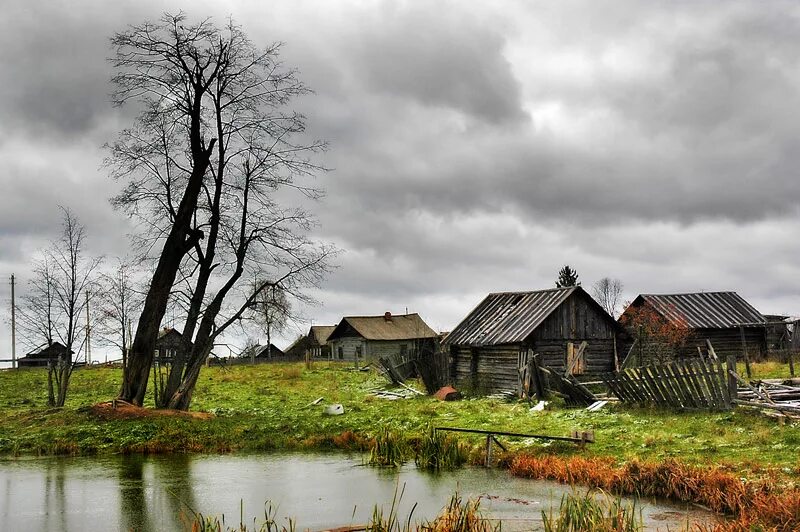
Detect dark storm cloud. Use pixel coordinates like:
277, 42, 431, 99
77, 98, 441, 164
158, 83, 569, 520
1, 0, 799, 357
348, 4, 527, 125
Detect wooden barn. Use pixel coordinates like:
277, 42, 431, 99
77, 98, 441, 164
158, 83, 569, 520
619, 292, 767, 363
443, 286, 623, 394
327, 312, 438, 363
18, 342, 74, 367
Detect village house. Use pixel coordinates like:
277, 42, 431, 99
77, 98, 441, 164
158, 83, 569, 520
443, 286, 624, 393
154, 328, 191, 364
618, 291, 767, 363
283, 325, 336, 360
17, 342, 74, 368
326, 312, 438, 362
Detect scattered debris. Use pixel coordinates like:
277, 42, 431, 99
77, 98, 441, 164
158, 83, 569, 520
529, 401, 548, 412
371, 390, 413, 400
323, 404, 344, 415
586, 400, 608, 412
306, 397, 324, 407
433, 386, 461, 401
487, 390, 518, 402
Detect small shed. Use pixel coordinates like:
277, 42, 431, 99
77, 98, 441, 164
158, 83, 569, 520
18, 342, 74, 367
327, 312, 438, 362
443, 286, 623, 393
619, 292, 767, 362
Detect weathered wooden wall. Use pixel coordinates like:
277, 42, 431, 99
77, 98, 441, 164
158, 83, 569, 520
449, 291, 619, 393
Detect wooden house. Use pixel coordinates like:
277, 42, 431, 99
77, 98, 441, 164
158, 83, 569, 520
154, 328, 191, 364
327, 312, 438, 362
18, 342, 74, 367
619, 292, 767, 363
308, 325, 335, 358
443, 287, 623, 393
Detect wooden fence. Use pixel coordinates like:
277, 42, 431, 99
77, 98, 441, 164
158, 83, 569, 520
600, 358, 733, 410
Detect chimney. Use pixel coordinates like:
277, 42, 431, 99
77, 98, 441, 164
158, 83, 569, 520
384, 311, 392, 321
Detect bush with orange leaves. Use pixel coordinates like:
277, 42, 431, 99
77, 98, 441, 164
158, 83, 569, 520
620, 303, 692, 364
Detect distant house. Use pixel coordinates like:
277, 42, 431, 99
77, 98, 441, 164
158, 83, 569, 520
240, 343, 285, 360
18, 342, 74, 368
618, 292, 767, 363
308, 325, 336, 358
443, 286, 623, 393
154, 328, 191, 364
327, 312, 438, 362
282, 325, 336, 360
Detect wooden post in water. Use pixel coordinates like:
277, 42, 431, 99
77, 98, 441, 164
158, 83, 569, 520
726, 355, 738, 402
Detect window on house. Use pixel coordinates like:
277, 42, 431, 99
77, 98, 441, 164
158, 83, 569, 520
566, 342, 586, 375
338, 347, 344, 359
356, 346, 362, 358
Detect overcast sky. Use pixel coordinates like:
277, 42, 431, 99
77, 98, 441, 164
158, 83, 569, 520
1, 0, 799, 359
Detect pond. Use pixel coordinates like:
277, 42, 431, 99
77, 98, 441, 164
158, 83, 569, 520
0, 453, 714, 531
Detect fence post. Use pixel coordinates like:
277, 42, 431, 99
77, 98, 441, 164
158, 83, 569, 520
485, 434, 493, 467
726, 355, 738, 402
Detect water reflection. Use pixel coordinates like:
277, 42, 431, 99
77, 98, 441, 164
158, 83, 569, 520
0, 453, 714, 531
118, 454, 198, 532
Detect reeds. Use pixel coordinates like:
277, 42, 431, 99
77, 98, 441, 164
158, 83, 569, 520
423, 494, 500, 532
541, 491, 642, 532
369, 427, 411, 467
414, 425, 468, 471
509, 453, 800, 531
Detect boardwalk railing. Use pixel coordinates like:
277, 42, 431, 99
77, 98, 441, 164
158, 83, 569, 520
600, 358, 733, 411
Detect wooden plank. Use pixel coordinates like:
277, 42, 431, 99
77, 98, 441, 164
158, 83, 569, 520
726, 355, 738, 403
715, 358, 730, 407
634, 370, 654, 404
616, 372, 637, 403
697, 357, 723, 409
622, 370, 647, 403
705, 339, 719, 362
678, 361, 705, 408
636, 367, 660, 405
740, 326, 752, 378
653, 364, 684, 408
667, 361, 696, 409
603, 374, 626, 402
642, 366, 665, 405
685, 360, 711, 408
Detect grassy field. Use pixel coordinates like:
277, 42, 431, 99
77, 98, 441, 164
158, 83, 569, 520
1, 361, 799, 483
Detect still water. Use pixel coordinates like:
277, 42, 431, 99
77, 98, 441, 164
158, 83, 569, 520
0, 453, 713, 531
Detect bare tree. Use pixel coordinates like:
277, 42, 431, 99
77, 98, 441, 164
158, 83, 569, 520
250, 282, 291, 360
109, 13, 333, 410
18, 209, 101, 406
592, 277, 624, 318
95, 260, 142, 369
16, 257, 58, 350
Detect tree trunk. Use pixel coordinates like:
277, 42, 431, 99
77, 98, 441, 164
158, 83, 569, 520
118, 78, 216, 406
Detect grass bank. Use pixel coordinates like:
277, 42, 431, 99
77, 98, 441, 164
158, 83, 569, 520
1, 361, 800, 482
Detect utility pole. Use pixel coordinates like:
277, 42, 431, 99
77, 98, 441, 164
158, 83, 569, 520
10, 274, 16, 369
85, 290, 91, 365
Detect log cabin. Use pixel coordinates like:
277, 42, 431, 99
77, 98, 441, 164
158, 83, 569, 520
443, 286, 624, 394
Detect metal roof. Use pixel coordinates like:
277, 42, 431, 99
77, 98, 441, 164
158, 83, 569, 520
635, 292, 766, 329
443, 287, 577, 346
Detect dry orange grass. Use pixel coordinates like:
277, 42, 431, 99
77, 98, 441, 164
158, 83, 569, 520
509, 453, 800, 531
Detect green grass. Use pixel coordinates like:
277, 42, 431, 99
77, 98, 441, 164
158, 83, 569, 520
1, 362, 800, 483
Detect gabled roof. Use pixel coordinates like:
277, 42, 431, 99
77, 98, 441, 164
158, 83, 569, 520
444, 287, 583, 346
24, 341, 73, 357
309, 325, 335, 346
328, 313, 438, 342
628, 292, 766, 329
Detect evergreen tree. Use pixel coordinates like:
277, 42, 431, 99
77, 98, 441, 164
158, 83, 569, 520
556, 265, 580, 288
